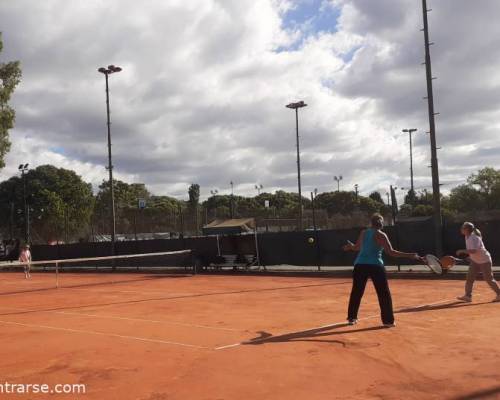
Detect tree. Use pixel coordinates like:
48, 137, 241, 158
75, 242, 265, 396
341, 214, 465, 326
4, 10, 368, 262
447, 184, 484, 213
467, 167, 500, 195
0, 165, 94, 242
404, 189, 418, 206
411, 204, 434, 217
315, 191, 358, 216
358, 196, 383, 214
95, 180, 150, 215
149, 195, 183, 213
94, 180, 151, 233
0, 33, 22, 169
369, 191, 384, 204
188, 183, 200, 209
467, 167, 500, 209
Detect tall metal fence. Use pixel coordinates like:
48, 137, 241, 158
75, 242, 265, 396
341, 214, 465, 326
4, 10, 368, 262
27, 218, 500, 266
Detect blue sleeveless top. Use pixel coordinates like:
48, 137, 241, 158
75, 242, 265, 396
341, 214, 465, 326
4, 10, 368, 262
354, 228, 384, 266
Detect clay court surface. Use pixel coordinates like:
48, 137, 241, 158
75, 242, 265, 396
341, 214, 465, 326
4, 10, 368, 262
1, 272, 499, 400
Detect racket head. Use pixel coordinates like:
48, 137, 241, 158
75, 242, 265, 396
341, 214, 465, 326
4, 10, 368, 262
425, 254, 443, 274
440, 255, 456, 270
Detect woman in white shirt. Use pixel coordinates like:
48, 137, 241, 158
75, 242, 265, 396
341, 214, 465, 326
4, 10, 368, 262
456, 222, 500, 303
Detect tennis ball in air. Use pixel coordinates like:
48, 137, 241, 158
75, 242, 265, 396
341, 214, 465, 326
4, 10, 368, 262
308, 237, 314, 244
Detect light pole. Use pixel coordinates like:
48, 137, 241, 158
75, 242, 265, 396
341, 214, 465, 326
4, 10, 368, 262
354, 184, 359, 201
210, 189, 218, 219
421, 0, 442, 255
98, 64, 122, 257
334, 175, 343, 192
310, 189, 320, 271
230, 181, 234, 219
286, 100, 307, 231
402, 129, 418, 193
255, 184, 263, 195
18, 163, 29, 243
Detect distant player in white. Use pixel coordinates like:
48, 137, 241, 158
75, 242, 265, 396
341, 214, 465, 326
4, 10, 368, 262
19, 244, 32, 279
456, 222, 500, 303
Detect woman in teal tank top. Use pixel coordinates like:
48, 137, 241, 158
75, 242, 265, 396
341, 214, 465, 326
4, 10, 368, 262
343, 214, 421, 327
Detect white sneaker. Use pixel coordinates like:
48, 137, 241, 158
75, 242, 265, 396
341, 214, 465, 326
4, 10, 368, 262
348, 319, 358, 326
457, 295, 472, 303
383, 323, 396, 328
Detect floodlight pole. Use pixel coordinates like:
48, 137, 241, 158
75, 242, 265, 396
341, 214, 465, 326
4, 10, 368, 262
286, 101, 307, 231
334, 175, 343, 192
104, 73, 116, 256
98, 65, 122, 260
230, 181, 234, 219
421, 0, 443, 255
19, 164, 30, 243
402, 129, 418, 193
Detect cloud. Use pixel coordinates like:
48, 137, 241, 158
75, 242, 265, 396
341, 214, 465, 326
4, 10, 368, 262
1, 0, 499, 202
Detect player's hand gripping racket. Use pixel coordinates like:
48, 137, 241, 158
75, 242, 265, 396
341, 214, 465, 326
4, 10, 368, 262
342, 240, 355, 252
440, 255, 458, 271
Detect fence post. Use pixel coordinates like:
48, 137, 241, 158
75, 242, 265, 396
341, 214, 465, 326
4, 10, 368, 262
254, 226, 261, 269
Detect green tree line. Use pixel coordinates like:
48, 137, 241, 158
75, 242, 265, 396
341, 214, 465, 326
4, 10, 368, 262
2, 164, 499, 243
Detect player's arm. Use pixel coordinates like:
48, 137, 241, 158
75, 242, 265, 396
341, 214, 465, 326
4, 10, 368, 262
457, 249, 477, 256
457, 236, 480, 256
342, 230, 364, 252
375, 231, 420, 260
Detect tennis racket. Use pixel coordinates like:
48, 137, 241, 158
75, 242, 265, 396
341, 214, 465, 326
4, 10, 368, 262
424, 254, 443, 274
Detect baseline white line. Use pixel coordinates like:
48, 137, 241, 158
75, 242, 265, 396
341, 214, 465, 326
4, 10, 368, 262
0, 319, 211, 350
0, 305, 241, 332
214, 297, 461, 351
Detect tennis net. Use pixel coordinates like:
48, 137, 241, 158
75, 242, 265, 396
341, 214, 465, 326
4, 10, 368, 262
0, 250, 194, 295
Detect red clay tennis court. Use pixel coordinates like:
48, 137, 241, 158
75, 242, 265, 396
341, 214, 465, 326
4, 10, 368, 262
1, 269, 499, 399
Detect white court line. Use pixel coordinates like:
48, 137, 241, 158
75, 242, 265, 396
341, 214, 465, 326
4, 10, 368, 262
214, 297, 461, 350
0, 297, 472, 351
60, 281, 350, 296
0, 319, 211, 350
61, 286, 199, 296
0, 305, 241, 332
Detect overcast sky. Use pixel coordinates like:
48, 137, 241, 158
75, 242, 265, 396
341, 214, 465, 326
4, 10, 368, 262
1, 0, 499, 200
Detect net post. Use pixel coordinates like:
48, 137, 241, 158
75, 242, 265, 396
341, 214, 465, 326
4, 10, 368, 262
55, 261, 59, 288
